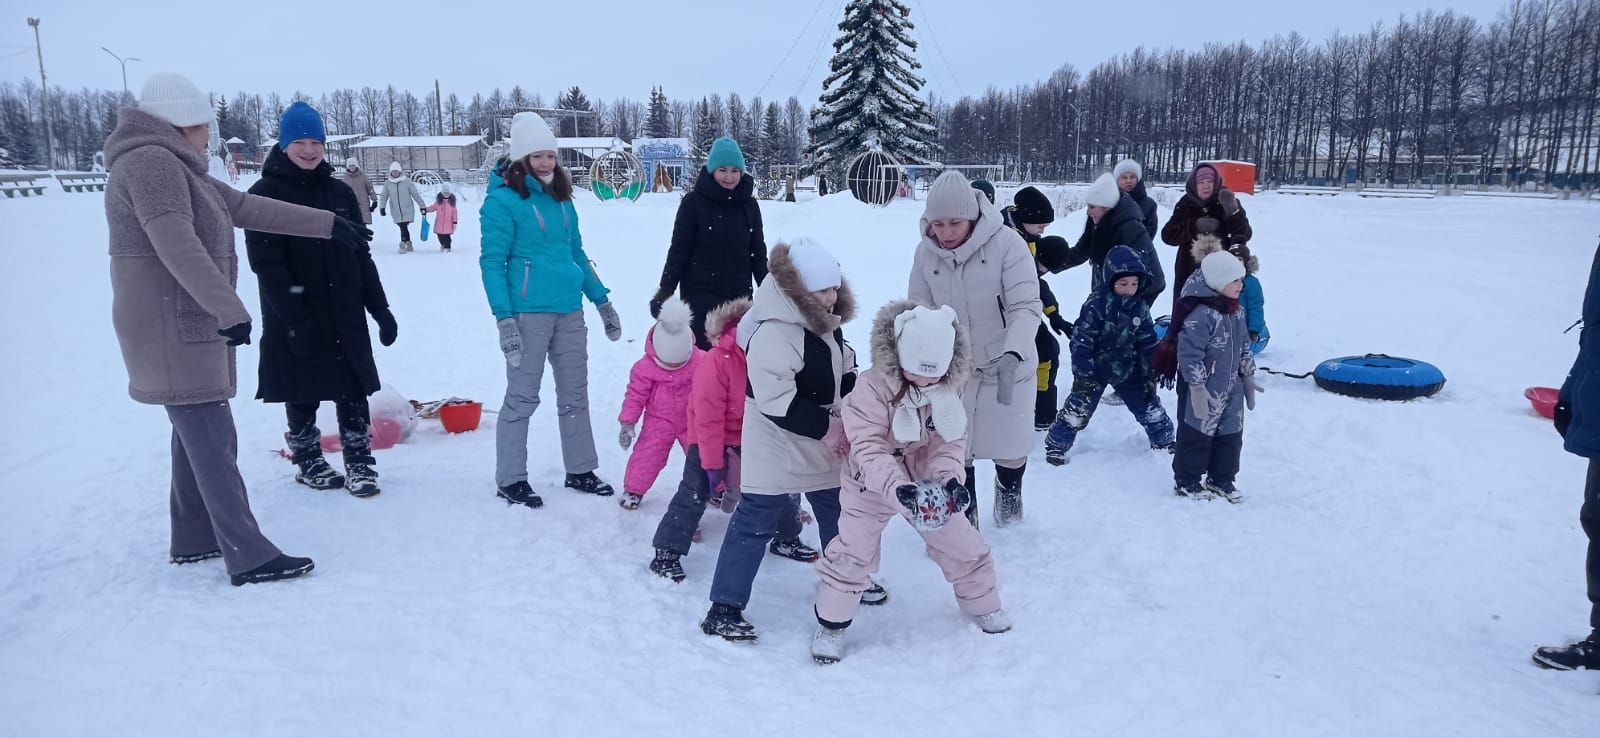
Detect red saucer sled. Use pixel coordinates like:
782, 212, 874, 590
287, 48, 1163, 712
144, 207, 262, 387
1525, 386, 1559, 419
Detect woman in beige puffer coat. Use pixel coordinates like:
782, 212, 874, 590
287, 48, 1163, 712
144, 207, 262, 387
909, 171, 1042, 528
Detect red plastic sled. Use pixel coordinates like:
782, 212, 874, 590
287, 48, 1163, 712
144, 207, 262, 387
1525, 386, 1559, 419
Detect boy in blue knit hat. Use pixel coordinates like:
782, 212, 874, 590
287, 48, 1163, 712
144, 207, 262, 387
277, 100, 325, 153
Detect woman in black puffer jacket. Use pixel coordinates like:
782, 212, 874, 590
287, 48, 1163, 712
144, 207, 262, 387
651, 136, 768, 348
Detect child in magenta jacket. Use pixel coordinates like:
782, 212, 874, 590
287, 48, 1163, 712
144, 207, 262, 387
811, 300, 1009, 664
618, 299, 701, 510
421, 183, 459, 252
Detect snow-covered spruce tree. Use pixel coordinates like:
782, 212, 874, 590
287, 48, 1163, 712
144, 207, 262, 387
806, 0, 938, 179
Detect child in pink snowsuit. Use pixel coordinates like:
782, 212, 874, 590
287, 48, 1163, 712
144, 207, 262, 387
421, 184, 459, 252
811, 301, 1008, 664
618, 299, 701, 510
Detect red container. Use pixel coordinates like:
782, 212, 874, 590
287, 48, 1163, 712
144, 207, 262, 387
439, 401, 483, 433
1525, 386, 1559, 419
1199, 160, 1256, 195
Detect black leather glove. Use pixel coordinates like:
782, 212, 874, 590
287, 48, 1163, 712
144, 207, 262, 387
217, 321, 251, 346
286, 322, 316, 357
1049, 313, 1074, 337
373, 308, 398, 347
1555, 400, 1573, 438
649, 286, 674, 319
331, 216, 373, 249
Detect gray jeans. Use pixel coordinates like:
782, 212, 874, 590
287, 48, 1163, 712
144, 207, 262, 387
496, 310, 599, 486
166, 401, 283, 575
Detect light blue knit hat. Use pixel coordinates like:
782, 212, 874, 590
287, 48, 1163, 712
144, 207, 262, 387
705, 137, 746, 173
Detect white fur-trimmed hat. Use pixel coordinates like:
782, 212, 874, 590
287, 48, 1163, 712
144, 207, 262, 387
1113, 159, 1142, 181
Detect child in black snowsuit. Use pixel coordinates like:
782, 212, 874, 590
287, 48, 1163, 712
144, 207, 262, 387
1044, 245, 1174, 464
1002, 187, 1073, 429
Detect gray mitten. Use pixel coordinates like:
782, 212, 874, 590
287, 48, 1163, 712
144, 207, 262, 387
1218, 190, 1240, 215
1243, 374, 1264, 411
497, 317, 522, 368
597, 301, 622, 342
619, 422, 637, 449
993, 352, 1023, 406
1187, 384, 1210, 422
1195, 216, 1221, 234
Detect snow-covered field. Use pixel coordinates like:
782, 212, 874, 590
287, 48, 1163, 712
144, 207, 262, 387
2, 182, 1599, 736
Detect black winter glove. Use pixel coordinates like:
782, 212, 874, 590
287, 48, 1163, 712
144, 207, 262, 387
217, 321, 251, 346
648, 286, 674, 319
1555, 400, 1573, 438
369, 200, 377, 212
373, 308, 398, 347
331, 216, 374, 250
379, 208, 387, 217
286, 322, 316, 358
1049, 313, 1074, 337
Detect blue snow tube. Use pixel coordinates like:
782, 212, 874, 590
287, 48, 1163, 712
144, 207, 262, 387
1312, 354, 1445, 401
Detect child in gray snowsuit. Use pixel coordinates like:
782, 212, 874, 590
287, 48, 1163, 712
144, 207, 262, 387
1044, 245, 1174, 465
1168, 235, 1262, 501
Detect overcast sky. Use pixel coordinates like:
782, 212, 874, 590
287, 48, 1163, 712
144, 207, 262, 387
3, 0, 1512, 104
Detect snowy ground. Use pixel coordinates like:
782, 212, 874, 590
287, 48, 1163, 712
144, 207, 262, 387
2, 181, 1599, 737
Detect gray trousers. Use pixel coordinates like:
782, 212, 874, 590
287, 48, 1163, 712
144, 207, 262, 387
496, 310, 599, 486
166, 401, 282, 575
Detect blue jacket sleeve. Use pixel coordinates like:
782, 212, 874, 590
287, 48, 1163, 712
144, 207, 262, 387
1243, 275, 1266, 335
568, 203, 611, 305
478, 197, 515, 320
1068, 299, 1100, 378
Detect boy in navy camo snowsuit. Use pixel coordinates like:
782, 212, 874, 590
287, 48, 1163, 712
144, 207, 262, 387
1044, 245, 1174, 464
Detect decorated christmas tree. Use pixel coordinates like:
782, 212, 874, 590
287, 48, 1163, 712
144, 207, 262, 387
806, 0, 938, 178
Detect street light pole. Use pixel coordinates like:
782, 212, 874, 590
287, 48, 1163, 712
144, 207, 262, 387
27, 18, 55, 169
101, 47, 140, 99
1066, 88, 1083, 182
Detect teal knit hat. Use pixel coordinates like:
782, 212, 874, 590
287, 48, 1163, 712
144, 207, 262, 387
705, 137, 746, 173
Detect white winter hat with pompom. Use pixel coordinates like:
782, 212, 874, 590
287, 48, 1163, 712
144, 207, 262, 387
652, 298, 695, 366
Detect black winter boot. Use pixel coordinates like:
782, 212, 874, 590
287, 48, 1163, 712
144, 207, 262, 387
650, 549, 686, 582
295, 456, 345, 490
963, 465, 979, 529
229, 554, 315, 586
769, 537, 820, 563
565, 472, 615, 496
345, 462, 380, 498
701, 603, 757, 641
497, 481, 544, 508
1533, 632, 1600, 670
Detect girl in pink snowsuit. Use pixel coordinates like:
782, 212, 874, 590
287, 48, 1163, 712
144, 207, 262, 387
811, 300, 1009, 664
421, 184, 459, 252
618, 299, 701, 509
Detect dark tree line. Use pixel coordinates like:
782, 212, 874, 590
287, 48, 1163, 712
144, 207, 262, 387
936, 0, 1600, 189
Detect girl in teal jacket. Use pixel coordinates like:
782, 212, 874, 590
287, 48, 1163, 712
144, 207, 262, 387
481, 113, 623, 508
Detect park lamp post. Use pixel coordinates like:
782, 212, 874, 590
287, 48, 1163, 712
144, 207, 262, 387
27, 17, 56, 169
101, 47, 140, 100
1066, 87, 1083, 182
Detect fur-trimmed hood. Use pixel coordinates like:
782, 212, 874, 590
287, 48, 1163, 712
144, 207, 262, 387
741, 241, 856, 342
869, 299, 974, 393
704, 297, 752, 343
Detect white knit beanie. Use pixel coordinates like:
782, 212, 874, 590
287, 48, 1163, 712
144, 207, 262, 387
509, 112, 559, 161
922, 171, 981, 222
345, 157, 360, 170
784, 238, 842, 292
388, 161, 403, 173
1201, 251, 1247, 292
894, 305, 958, 377
138, 72, 214, 128
1113, 159, 1142, 181
652, 298, 695, 366
1085, 173, 1121, 208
